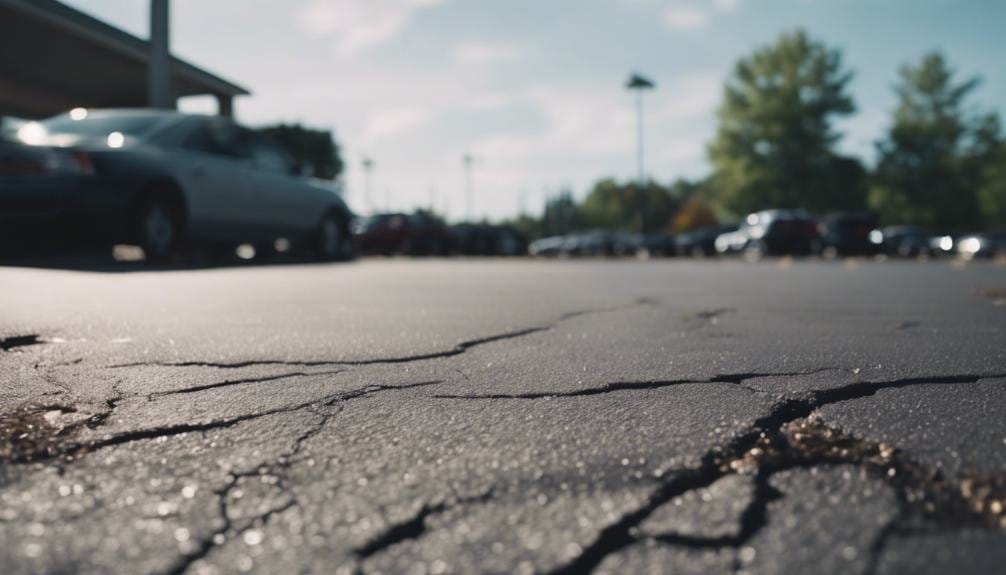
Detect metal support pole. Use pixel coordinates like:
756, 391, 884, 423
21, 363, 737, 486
463, 154, 474, 222
148, 0, 174, 110
636, 90, 645, 185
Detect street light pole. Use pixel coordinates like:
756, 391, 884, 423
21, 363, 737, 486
625, 73, 655, 185
361, 157, 374, 213
462, 154, 474, 222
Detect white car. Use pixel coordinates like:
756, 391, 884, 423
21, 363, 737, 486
1, 109, 353, 262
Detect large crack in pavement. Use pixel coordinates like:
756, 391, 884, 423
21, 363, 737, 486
146, 369, 349, 399
433, 368, 848, 400
103, 299, 657, 370
0, 380, 443, 465
160, 401, 338, 575
546, 374, 1006, 575
354, 491, 495, 560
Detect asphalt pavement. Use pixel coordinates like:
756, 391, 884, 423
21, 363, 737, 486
1, 257, 1005, 574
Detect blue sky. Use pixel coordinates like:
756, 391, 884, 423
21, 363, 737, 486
64, 0, 1006, 220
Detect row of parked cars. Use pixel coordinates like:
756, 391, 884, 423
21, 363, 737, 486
352, 213, 527, 257
529, 210, 1006, 260
3, 109, 1002, 264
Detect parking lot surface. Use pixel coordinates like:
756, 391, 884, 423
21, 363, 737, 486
1, 258, 1005, 574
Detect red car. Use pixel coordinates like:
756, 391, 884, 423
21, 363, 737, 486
352, 212, 453, 256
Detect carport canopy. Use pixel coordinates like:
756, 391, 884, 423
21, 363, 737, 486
0, 0, 249, 119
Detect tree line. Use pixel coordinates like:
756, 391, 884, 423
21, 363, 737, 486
512, 30, 1005, 238
259, 30, 1004, 237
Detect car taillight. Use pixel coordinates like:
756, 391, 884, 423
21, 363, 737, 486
69, 151, 94, 175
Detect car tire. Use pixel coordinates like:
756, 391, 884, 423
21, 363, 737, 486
314, 212, 345, 262
137, 197, 182, 264
744, 241, 765, 261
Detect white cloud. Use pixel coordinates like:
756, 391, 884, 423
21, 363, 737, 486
653, 72, 722, 120
362, 107, 431, 144
453, 41, 525, 65
713, 0, 740, 12
663, 6, 709, 30
297, 0, 445, 56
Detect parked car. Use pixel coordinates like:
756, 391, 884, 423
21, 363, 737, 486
928, 233, 961, 258
560, 231, 641, 257
714, 228, 749, 255
675, 225, 734, 257
0, 109, 353, 262
956, 232, 1006, 259
0, 116, 27, 141
818, 211, 879, 257
528, 236, 565, 257
352, 212, 452, 256
638, 233, 677, 257
869, 226, 932, 257
717, 210, 819, 257
451, 223, 526, 256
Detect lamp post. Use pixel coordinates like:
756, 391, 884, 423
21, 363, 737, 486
361, 157, 374, 213
625, 73, 655, 185
462, 153, 475, 222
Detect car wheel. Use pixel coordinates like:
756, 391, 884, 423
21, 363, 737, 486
744, 241, 765, 261
138, 198, 181, 263
314, 212, 344, 261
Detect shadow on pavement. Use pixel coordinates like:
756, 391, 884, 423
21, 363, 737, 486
0, 249, 350, 273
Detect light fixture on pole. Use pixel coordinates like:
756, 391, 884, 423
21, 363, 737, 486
625, 73, 655, 185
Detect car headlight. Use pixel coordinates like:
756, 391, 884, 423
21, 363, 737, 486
959, 238, 982, 254
869, 230, 883, 244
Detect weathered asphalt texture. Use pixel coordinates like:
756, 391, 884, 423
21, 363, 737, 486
1, 258, 1004, 575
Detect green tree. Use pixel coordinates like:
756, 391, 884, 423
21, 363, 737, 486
541, 189, 583, 236
259, 123, 344, 180
871, 52, 1000, 229
978, 138, 1006, 229
578, 178, 677, 233
709, 30, 866, 215
672, 195, 719, 232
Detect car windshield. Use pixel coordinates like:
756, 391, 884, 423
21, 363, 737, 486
39, 113, 164, 138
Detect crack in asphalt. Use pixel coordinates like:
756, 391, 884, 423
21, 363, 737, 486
147, 369, 349, 399
0, 381, 442, 465
162, 469, 298, 575
355, 491, 495, 559
547, 373, 1006, 575
104, 299, 656, 370
431, 368, 847, 399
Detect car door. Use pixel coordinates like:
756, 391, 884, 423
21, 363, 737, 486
247, 133, 326, 235
173, 118, 258, 241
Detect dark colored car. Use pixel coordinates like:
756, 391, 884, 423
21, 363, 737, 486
718, 210, 819, 257
561, 231, 640, 257
639, 233, 676, 257
818, 211, 879, 257
352, 212, 452, 256
870, 226, 932, 257
676, 225, 735, 257
928, 233, 963, 258
528, 236, 565, 257
957, 232, 1006, 259
0, 109, 354, 262
451, 224, 527, 256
